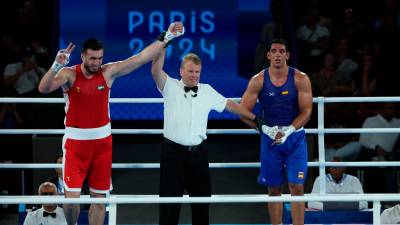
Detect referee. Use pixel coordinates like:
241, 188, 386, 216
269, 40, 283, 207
151, 47, 259, 225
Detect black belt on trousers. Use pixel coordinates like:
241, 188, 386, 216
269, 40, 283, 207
163, 138, 203, 151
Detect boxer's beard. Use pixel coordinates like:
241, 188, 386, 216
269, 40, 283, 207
84, 64, 98, 74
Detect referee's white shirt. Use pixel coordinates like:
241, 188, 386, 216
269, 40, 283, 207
161, 76, 227, 146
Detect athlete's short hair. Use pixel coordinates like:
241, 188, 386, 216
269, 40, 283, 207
82, 38, 103, 53
268, 39, 289, 52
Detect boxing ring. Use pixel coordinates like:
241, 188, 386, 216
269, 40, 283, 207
1, 96, 400, 225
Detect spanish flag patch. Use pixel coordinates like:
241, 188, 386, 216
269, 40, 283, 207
281, 90, 289, 95
298, 171, 305, 179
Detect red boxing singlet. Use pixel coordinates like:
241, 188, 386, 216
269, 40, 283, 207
64, 64, 110, 128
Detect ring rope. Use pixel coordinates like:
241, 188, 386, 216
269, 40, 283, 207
1, 96, 400, 104
1, 161, 400, 169
2, 193, 400, 204
3, 194, 390, 225
1, 128, 400, 135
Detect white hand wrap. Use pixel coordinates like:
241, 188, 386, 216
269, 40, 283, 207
50, 61, 63, 73
261, 125, 279, 140
51, 50, 71, 73
277, 125, 296, 145
164, 23, 185, 43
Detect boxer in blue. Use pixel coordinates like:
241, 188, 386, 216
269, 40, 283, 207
240, 39, 313, 225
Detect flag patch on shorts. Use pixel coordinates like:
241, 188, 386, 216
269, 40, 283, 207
281, 90, 289, 95
298, 171, 304, 179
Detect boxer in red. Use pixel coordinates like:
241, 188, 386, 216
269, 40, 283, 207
38, 22, 184, 225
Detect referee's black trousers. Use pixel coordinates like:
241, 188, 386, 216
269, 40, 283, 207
159, 139, 211, 225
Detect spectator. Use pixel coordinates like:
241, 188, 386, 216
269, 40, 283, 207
311, 51, 356, 128
308, 157, 368, 210
333, 37, 359, 85
296, 9, 331, 58
325, 139, 362, 162
374, 0, 400, 32
27, 39, 49, 69
335, 8, 370, 58
358, 102, 400, 194
311, 52, 354, 97
373, 13, 400, 96
381, 203, 400, 224
354, 52, 379, 96
49, 153, 64, 195
0, 34, 24, 80
296, 9, 331, 73
358, 102, 400, 161
3, 51, 46, 127
3, 52, 45, 98
13, 1, 48, 46
23, 182, 67, 225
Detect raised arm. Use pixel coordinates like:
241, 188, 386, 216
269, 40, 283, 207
38, 43, 75, 93
150, 49, 168, 91
239, 73, 264, 129
105, 22, 184, 81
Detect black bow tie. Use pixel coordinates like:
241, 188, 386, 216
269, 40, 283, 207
43, 211, 56, 218
184, 86, 198, 93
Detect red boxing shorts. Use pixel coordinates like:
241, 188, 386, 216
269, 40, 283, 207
62, 123, 112, 194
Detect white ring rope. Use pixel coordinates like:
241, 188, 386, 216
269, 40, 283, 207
2, 194, 393, 225
0, 97, 165, 104
1, 161, 400, 169
1, 96, 400, 103
322, 96, 400, 103
2, 194, 400, 204
1, 128, 400, 135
